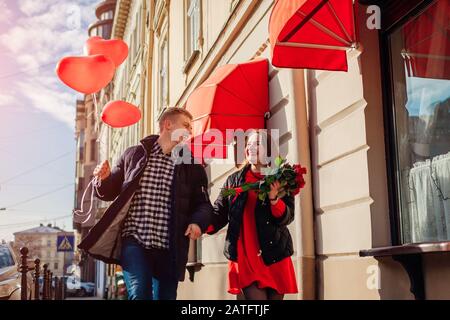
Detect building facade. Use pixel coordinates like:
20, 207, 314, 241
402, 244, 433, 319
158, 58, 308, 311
73, 0, 118, 293
106, 0, 150, 165
82, 0, 450, 300
92, 0, 152, 299
146, 0, 450, 300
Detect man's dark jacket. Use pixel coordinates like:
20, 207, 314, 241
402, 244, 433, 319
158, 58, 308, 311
209, 164, 295, 265
78, 135, 213, 281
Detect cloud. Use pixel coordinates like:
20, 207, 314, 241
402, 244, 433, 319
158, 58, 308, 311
17, 0, 58, 17
0, 93, 14, 105
0, 0, 98, 128
1, 2, 95, 62
17, 77, 77, 128
0, 92, 36, 113
0, 1, 13, 24
405, 77, 450, 116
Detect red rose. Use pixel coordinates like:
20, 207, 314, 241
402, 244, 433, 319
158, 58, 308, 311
295, 166, 306, 184
235, 187, 244, 194
292, 164, 307, 196
292, 188, 301, 196
232, 187, 244, 203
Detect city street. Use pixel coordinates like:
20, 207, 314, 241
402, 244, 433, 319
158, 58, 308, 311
0, 0, 449, 303
66, 297, 104, 301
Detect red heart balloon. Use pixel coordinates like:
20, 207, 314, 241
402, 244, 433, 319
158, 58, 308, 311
84, 36, 129, 68
56, 55, 115, 94
101, 100, 142, 128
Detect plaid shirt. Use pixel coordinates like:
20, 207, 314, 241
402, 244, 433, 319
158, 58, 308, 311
121, 142, 175, 250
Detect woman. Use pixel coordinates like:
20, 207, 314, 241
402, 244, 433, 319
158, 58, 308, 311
208, 130, 298, 300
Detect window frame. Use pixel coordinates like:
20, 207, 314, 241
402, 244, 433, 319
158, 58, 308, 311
183, 0, 202, 74
379, 0, 441, 245
90, 139, 97, 162
158, 23, 169, 114
132, 11, 140, 62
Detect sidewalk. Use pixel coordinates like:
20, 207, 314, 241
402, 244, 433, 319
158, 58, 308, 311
66, 296, 104, 300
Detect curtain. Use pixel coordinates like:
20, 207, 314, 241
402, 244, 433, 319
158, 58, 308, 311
407, 152, 450, 243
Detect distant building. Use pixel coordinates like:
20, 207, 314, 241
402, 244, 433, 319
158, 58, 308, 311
88, 0, 117, 39
13, 224, 74, 277
73, 0, 118, 298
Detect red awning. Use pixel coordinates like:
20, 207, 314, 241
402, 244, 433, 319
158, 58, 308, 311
269, 0, 357, 71
402, 0, 450, 80
186, 58, 269, 161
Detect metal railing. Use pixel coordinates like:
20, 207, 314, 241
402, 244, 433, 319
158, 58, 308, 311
19, 247, 66, 300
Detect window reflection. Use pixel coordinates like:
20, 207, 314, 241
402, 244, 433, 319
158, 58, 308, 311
390, 0, 450, 243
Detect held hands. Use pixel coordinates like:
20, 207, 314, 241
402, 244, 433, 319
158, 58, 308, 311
185, 224, 202, 240
93, 160, 111, 181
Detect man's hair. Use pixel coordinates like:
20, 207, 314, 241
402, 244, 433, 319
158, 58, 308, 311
159, 107, 193, 132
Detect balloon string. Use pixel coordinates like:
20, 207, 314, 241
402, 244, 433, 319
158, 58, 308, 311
93, 176, 104, 198
73, 176, 104, 224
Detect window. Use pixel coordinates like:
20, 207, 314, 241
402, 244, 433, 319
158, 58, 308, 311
54, 262, 58, 270
230, 0, 239, 11
132, 26, 137, 59
385, 0, 450, 244
102, 24, 112, 39
79, 131, 85, 162
100, 10, 114, 20
0, 246, 14, 268
133, 12, 140, 59
91, 106, 96, 127
97, 26, 103, 37
184, 0, 201, 64
123, 60, 129, 99
90, 139, 97, 162
47, 240, 51, 247
158, 32, 169, 112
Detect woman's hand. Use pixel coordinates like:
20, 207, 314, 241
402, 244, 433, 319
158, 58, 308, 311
185, 224, 202, 240
268, 181, 282, 201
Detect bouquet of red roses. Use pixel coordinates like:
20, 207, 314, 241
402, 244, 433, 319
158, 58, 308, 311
222, 157, 307, 203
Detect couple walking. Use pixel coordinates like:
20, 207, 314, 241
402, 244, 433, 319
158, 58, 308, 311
78, 108, 298, 300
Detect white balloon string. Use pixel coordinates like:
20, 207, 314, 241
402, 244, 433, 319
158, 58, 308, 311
73, 176, 104, 224
93, 176, 104, 198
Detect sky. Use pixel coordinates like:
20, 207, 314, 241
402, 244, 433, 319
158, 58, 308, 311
406, 77, 450, 117
0, 0, 98, 241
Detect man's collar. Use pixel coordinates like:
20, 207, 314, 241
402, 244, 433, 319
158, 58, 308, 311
140, 135, 159, 155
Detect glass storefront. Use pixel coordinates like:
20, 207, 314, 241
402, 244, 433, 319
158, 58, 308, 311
388, 0, 450, 243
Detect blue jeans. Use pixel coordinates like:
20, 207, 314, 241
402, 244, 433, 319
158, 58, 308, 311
120, 237, 179, 300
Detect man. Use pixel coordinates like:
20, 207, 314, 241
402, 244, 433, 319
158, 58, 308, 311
78, 108, 213, 300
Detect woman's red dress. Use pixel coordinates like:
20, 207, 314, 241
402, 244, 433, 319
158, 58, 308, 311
227, 170, 298, 295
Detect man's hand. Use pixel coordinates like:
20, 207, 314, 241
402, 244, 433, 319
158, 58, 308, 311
93, 160, 111, 181
185, 224, 202, 240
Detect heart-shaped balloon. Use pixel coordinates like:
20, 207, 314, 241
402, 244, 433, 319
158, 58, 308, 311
56, 55, 115, 94
84, 36, 129, 68
102, 100, 142, 128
